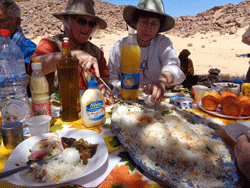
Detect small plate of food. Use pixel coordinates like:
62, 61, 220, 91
164, 85, 189, 97
3, 129, 108, 187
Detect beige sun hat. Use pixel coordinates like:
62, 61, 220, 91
123, 0, 175, 32
52, 0, 107, 29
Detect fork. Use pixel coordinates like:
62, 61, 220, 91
0, 154, 60, 180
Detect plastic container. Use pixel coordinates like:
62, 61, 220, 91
171, 96, 193, 109
81, 76, 106, 127
121, 29, 141, 100
25, 115, 52, 136
1, 121, 24, 149
0, 29, 31, 124
0, 29, 27, 87
57, 37, 80, 121
30, 58, 51, 116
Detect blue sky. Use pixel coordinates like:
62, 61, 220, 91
104, 0, 244, 17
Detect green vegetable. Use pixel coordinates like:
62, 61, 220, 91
54, 90, 60, 102
162, 110, 171, 116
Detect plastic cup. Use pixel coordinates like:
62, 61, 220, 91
25, 115, 52, 136
192, 85, 209, 102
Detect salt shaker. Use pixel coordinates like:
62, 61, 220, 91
1, 122, 24, 149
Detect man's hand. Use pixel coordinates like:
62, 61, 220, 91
234, 134, 250, 181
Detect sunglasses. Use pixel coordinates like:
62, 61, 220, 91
72, 17, 97, 28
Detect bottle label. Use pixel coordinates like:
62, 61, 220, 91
0, 59, 27, 87
121, 73, 140, 90
0, 60, 8, 87
86, 99, 105, 121
32, 101, 51, 116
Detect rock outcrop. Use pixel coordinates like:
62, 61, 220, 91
16, 0, 250, 39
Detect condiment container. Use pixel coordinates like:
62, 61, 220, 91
81, 76, 106, 127
1, 122, 23, 149
30, 58, 51, 116
171, 96, 193, 110
242, 83, 250, 97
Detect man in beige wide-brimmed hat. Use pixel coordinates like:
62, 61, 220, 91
108, 0, 185, 103
28, 0, 114, 102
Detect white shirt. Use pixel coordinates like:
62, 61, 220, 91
108, 33, 186, 95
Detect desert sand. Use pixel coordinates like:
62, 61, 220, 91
33, 26, 250, 79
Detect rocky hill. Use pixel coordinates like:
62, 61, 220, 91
17, 0, 250, 39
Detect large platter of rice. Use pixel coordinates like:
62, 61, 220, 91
111, 102, 239, 188
3, 129, 108, 187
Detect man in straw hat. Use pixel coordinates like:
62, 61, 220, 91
108, 0, 185, 103
28, 0, 114, 102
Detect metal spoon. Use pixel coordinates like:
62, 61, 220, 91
0, 154, 60, 179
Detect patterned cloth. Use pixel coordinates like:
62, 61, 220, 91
1, 94, 250, 188
11, 27, 36, 65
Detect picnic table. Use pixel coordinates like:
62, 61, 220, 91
0, 92, 250, 188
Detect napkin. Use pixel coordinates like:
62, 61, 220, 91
69, 154, 120, 187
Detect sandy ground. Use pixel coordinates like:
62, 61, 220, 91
33, 26, 250, 79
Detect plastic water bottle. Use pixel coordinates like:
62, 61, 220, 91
121, 29, 141, 100
0, 29, 27, 87
0, 29, 31, 124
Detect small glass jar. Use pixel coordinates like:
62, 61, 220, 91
1, 122, 24, 149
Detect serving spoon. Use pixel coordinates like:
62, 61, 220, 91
0, 154, 60, 180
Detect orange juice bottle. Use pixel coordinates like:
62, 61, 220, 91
121, 29, 141, 100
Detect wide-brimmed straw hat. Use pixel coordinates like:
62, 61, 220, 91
123, 0, 175, 32
52, 0, 107, 29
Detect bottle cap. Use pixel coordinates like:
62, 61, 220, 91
0, 29, 10, 37
31, 58, 42, 70
128, 29, 135, 35
62, 37, 70, 48
87, 76, 98, 88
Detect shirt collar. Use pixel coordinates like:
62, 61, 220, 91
11, 27, 26, 49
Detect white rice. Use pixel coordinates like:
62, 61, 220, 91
111, 103, 235, 188
26, 158, 86, 183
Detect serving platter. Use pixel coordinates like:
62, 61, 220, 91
111, 102, 240, 187
3, 129, 108, 187
198, 101, 250, 120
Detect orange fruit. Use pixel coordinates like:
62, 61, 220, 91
239, 96, 250, 116
221, 96, 244, 117
201, 92, 221, 111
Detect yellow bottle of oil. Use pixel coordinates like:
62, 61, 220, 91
57, 37, 80, 121
81, 76, 106, 127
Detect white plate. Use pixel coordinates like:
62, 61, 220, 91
198, 101, 250, 120
3, 129, 108, 187
224, 122, 250, 142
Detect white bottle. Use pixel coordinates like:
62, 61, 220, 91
81, 76, 106, 127
30, 58, 51, 116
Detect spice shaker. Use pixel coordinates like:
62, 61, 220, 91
1, 122, 24, 149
